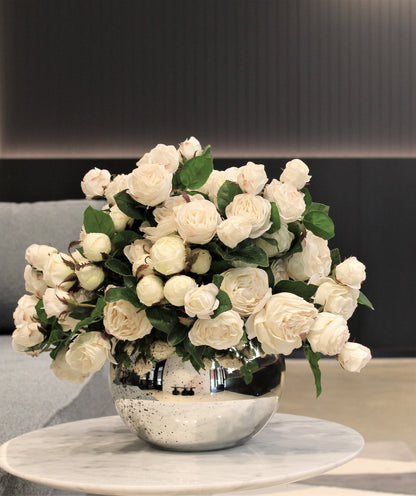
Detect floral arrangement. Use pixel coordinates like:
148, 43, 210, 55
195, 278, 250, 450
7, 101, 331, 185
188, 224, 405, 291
12, 137, 373, 396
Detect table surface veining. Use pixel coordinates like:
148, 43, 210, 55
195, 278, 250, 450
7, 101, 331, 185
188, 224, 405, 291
0, 413, 364, 496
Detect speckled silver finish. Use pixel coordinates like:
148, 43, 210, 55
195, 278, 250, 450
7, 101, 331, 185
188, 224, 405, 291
109, 354, 285, 451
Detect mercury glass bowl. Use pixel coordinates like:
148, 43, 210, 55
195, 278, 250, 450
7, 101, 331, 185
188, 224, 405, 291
109, 353, 285, 451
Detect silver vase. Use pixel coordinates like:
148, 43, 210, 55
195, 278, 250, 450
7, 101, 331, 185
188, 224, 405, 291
109, 354, 285, 451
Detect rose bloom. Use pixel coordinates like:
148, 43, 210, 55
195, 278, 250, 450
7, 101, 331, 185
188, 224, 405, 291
314, 277, 359, 320
82, 232, 112, 262
24, 265, 47, 298
188, 310, 244, 349
132, 254, 155, 278
107, 204, 133, 232
225, 193, 272, 238
174, 199, 221, 245
58, 314, 81, 332
254, 223, 294, 258
137, 143, 180, 174
190, 248, 212, 275
150, 340, 175, 361
286, 231, 331, 282
140, 219, 177, 243
179, 136, 202, 161
246, 292, 318, 355
43, 287, 70, 318
136, 274, 164, 306
338, 342, 372, 372
150, 235, 187, 275
25, 244, 58, 271
13, 294, 39, 326
217, 216, 252, 248
270, 259, 290, 285
81, 167, 111, 200
65, 332, 111, 375
12, 322, 44, 348
127, 163, 172, 206
75, 264, 105, 291
164, 275, 197, 306
124, 239, 152, 264
220, 268, 272, 316
50, 348, 88, 384
264, 179, 306, 223
237, 162, 268, 195
280, 159, 311, 190
103, 300, 152, 340
43, 253, 76, 290
104, 173, 129, 206
307, 312, 350, 356
199, 168, 239, 205
335, 256, 367, 289
184, 283, 219, 319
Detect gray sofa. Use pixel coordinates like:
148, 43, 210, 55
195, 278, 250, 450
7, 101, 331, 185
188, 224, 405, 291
0, 200, 116, 496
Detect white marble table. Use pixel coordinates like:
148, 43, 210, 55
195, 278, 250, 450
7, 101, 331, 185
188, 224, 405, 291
0, 414, 364, 496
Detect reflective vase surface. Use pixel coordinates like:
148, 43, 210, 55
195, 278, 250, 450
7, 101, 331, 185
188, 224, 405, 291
109, 354, 285, 451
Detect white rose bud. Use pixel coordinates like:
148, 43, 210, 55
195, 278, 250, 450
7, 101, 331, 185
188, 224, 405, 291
314, 277, 359, 320
24, 265, 47, 298
150, 235, 186, 275
280, 159, 311, 190
270, 259, 290, 285
217, 216, 252, 248
338, 342, 372, 372
107, 204, 133, 232
12, 322, 44, 348
82, 232, 112, 262
190, 248, 212, 275
43, 253, 76, 290
132, 254, 155, 278
164, 275, 197, 306
75, 264, 105, 291
104, 173, 128, 205
174, 199, 220, 245
150, 340, 175, 361
65, 331, 111, 375
127, 163, 172, 206
237, 162, 268, 195
179, 136, 203, 161
246, 292, 318, 355
308, 312, 350, 356
50, 348, 88, 384
335, 256, 366, 289
25, 244, 58, 271
13, 294, 39, 326
43, 287, 70, 318
188, 310, 244, 350
136, 274, 164, 306
184, 283, 219, 319
137, 144, 180, 174
81, 167, 111, 200
221, 268, 272, 316
103, 300, 152, 340
255, 223, 295, 257
124, 239, 152, 264
264, 179, 306, 223
225, 193, 272, 238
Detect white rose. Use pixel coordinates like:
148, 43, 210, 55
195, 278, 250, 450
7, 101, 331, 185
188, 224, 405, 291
255, 223, 295, 257
217, 216, 252, 248
140, 219, 177, 243
58, 314, 81, 332
280, 159, 311, 190
216, 354, 243, 369
103, 300, 152, 340
189, 310, 244, 350
133, 357, 154, 376
107, 204, 133, 232
150, 340, 175, 361
43, 287, 70, 318
13, 294, 39, 325
199, 169, 226, 201
225, 194, 272, 238
43, 253, 76, 290
11, 340, 39, 356
124, 239, 152, 264
164, 275, 197, 306
220, 268, 272, 316
25, 244, 58, 271
24, 265, 47, 298
65, 331, 111, 375
75, 264, 105, 291
224, 167, 240, 182
12, 322, 44, 348
132, 254, 155, 278
82, 233, 112, 262
335, 257, 367, 289
314, 277, 359, 320
246, 292, 318, 355
137, 144, 180, 174
270, 259, 289, 285
127, 163, 172, 206
81, 167, 111, 200
184, 283, 219, 319
179, 136, 203, 161
50, 348, 88, 384
174, 199, 220, 245
150, 235, 187, 275
104, 174, 128, 205
308, 312, 350, 355
190, 248, 212, 275
136, 274, 164, 306
286, 231, 331, 282
338, 342, 372, 372
264, 179, 306, 223
237, 162, 268, 195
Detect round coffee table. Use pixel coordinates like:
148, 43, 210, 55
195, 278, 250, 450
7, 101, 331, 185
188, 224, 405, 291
0, 413, 364, 496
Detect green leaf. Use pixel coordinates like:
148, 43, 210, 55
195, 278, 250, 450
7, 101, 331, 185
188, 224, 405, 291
83, 206, 115, 236
212, 274, 224, 289
231, 240, 269, 267
288, 221, 302, 238
167, 325, 189, 346
212, 289, 232, 318
105, 287, 143, 309
123, 275, 137, 291
69, 305, 94, 320
307, 202, 330, 215
301, 187, 313, 208
216, 180, 243, 215
239, 361, 259, 385
303, 340, 322, 397
273, 280, 318, 300
112, 230, 141, 254
179, 145, 214, 189
281, 239, 303, 259
303, 211, 335, 240
183, 339, 206, 371
358, 291, 375, 310
114, 190, 146, 219
66, 296, 107, 339
35, 299, 48, 325
211, 260, 233, 273
104, 258, 132, 276
145, 306, 178, 333
267, 202, 281, 234
330, 248, 342, 269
